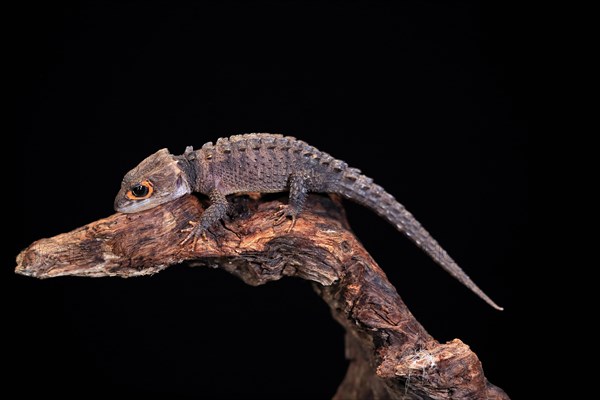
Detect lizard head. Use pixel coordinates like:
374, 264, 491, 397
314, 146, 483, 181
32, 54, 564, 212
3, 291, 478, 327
114, 148, 192, 213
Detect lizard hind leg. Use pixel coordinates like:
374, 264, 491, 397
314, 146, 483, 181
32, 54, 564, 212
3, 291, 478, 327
272, 173, 309, 232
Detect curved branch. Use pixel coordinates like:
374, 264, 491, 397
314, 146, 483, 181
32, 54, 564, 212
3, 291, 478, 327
15, 194, 508, 400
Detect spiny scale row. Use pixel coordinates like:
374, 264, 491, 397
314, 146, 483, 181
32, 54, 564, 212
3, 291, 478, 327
199, 133, 354, 173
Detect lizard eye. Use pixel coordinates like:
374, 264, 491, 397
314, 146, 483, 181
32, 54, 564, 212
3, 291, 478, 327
127, 180, 153, 200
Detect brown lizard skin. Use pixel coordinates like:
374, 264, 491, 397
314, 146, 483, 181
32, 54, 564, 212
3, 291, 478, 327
115, 133, 502, 310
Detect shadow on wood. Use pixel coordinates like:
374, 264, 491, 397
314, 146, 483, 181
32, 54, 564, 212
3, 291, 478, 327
15, 194, 508, 400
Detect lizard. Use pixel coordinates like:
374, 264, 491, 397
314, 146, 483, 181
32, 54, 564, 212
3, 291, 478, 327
114, 133, 502, 310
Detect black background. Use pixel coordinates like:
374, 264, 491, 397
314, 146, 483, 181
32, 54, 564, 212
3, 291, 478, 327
9, 1, 527, 398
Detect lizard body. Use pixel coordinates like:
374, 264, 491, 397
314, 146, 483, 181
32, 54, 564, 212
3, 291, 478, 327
114, 133, 502, 310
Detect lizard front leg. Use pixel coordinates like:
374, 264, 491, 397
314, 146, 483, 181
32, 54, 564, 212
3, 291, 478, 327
273, 172, 309, 232
181, 189, 229, 248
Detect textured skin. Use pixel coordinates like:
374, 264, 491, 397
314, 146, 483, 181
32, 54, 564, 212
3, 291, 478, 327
115, 133, 502, 310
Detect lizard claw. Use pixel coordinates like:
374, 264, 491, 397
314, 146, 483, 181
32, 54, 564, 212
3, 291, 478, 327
272, 205, 298, 233
272, 205, 287, 225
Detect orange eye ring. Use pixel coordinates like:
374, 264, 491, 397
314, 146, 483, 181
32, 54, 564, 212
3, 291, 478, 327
126, 179, 154, 200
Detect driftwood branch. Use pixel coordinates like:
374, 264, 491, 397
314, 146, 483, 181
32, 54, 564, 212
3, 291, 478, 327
15, 194, 508, 400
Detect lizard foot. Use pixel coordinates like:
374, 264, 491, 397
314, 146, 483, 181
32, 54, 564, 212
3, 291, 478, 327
180, 220, 208, 251
272, 205, 298, 233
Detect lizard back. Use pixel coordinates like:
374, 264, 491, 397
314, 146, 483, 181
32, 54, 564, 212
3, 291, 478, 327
193, 133, 337, 195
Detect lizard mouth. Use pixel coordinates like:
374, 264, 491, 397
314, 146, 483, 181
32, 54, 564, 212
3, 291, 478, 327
114, 197, 157, 213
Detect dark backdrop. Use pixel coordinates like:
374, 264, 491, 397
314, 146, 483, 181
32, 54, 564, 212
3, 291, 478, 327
8, 1, 527, 398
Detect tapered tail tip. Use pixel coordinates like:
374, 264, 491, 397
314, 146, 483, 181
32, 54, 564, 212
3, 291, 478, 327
485, 296, 504, 311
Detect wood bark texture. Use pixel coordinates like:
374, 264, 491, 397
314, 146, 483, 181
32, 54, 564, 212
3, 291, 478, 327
15, 194, 509, 400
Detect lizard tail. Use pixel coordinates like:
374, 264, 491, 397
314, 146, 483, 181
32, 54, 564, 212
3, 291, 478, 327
330, 168, 503, 311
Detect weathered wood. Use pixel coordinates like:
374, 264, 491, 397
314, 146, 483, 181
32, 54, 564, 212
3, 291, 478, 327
15, 194, 508, 400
